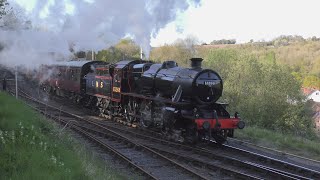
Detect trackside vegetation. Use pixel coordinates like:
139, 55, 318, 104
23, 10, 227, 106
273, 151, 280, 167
0, 92, 125, 180
235, 126, 320, 160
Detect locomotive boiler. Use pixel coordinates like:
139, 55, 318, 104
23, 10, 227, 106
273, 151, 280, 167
139, 58, 223, 104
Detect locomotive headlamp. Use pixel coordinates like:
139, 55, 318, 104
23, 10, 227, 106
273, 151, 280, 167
202, 121, 210, 130
235, 112, 239, 118
237, 121, 245, 129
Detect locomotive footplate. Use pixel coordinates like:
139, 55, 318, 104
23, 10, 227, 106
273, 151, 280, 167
121, 92, 191, 107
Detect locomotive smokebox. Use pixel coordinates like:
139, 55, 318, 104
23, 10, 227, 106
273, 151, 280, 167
190, 58, 203, 69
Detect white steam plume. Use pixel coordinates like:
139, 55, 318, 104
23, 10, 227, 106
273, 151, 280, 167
0, 0, 200, 69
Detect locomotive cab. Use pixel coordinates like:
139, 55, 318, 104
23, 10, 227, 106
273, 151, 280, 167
132, 63, 152, 78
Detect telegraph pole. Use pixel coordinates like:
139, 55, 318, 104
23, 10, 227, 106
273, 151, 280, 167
92, 49, 94, 60
15, 66, 18, 99
140, 47, 143, 60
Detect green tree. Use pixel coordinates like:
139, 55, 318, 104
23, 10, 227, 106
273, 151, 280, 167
96, 38, 141, 62
150, 35, 199, 67
114, 38, 140, 59
0, 0, 8, 51
277, 101, 314, 136
206, 49, 313, 136
303, 75, 320, 89
96, 47, 122, 63
310, 58, 320, 77
0, 0, 9, 19
210, 39, 236, 45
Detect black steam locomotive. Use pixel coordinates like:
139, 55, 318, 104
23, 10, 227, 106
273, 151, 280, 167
39, 58, 244, 144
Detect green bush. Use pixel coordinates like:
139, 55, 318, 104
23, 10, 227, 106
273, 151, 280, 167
204, 49, 315, 137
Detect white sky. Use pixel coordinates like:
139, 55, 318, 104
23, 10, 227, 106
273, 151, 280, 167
11, 0, 320, 46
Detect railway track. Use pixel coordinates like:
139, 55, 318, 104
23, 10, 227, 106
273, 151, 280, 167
212, 143, 320, 179
119, 122, 320, 175
10, 88, 320, 179
12, 89, 209, 179
110, 120, 320, 173
228, 137, 320, 165
92, 118, 320, 179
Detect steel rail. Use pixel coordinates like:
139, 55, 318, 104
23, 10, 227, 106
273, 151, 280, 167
229, 137, 320, 164
220, 144, 320, 179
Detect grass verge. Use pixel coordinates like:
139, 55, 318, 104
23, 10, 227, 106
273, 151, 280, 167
0, 92, 126, 179
235, 126, 320, 161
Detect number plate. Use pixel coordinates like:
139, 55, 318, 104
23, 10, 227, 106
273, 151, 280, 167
113, 87, 120, 93
204, 81, 217, 86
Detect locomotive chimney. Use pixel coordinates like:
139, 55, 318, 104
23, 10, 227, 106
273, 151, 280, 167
190, 58, 203, 69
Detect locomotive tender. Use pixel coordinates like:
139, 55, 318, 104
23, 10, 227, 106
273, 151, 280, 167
39, 58, 245, 144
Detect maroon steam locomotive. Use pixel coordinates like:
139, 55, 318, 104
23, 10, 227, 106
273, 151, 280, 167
38, 58, 245, 144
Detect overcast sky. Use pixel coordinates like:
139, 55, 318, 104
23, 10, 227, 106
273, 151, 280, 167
11, 0, 320, 46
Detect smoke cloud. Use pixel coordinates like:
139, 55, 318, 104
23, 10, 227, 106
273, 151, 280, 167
0, 0, 200, 69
